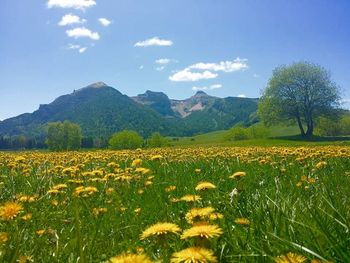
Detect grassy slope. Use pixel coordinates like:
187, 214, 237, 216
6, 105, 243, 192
169, 125, 350, 147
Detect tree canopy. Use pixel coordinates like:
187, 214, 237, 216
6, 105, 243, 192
108, 130, 143, 150
258, 62, 341, 136
46, 121, 82, 151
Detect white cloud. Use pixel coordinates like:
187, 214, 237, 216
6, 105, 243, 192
67, 44, 87, 53
155, 58, 171, 64
192, 84, 222, 91
156, 66, 165, 71
98, 18, 112, 26
139, 65, 144, 70
237, 94, 247, 98
189, 58, 248, 72
66, 27, 100, 40
134, 37, 173, 47
68, 44, 81, 49
58, 14, 86, 26
170, 58, 247, 82
253, 73, 260, 78
169, 69, 217, 82
47, 0, 96, 10
210, 84, 222, 89
79, 47, 87, 53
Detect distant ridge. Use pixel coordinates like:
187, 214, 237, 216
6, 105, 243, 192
0, 82, 258, 138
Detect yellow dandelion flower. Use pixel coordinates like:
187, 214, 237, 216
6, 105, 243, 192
134, 208, 141, 214
165, 185, 176, 192
21, 213, 33, 221
275, 252, 307, 263
315, 161, 327, 169
138, 189, 145, 195
150, 155, 162, 161
52, 184, 68, 190
171, 247, 217, 263
208, 213, 224, 221
92, 207, 107, 216
296, 182, 303, 187
308, 178, 316, 183
194, 169, 201, 173
195, 182, 216, 191
131, 159, 142, 167
109, 253, 154, 263
140, 222, 181, 240
106, 188, 114, 195
18, 255, 33, 263
0, 232, 8, 243
229, 171, 246, 179
36, 229, 45, 236
180, 195, 202, 202
185, 207, 216, 224
47, 189, 61, 194
51, 200, 59, 206
0, 201, 23, 221
234, 217, 250, 226
144, 181, 153, 187
181, 223, 223, 239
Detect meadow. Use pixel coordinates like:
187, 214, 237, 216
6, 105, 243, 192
0, 146, 349, 262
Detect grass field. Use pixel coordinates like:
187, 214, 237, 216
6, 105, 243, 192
0, 147, 350, 262
169, 125, 350, 147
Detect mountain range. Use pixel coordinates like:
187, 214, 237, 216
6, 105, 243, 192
0, 82, 259, 138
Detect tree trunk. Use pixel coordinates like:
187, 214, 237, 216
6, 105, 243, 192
306, 117, 314, 137
296, 116, 306, 136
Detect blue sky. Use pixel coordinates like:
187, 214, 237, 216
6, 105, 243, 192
0, 0, 350, 120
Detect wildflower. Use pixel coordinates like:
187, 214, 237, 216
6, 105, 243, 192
208, 213, 224, 221
315, 161, 327, 169
36, 229, 45, 236
0, 232, 8, 243
140, 222, 181, 240
21, 213, 33, 221
0, 201, 23, 221
185, 207, 216, 224
195, 182, 216, 191
18, 255, 33, 263
229, 171, 246, 179
181, 223, 223, 239
134, 208, 141, 214
180, 195, 202, 202
51, 200, 59, 206
194, 169, 201, 173
135, 168, 151, 175
109, 253, 153, 263
234, 217, 250, 226
106, 188, 114, 195
150, 155, 162, 161
92, 207, 107, 216
165, 185, 176, 192
144, 181, 153, 187
131, 159, 142, 167
171, 247, 217, 263
275, 252, 307, 263
229, 188, 239, 203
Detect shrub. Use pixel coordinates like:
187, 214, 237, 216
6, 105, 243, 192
109, 130, 143, 150
147, 132, 168, 148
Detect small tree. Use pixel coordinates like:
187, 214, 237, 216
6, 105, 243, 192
46, 121, 81, 151
108, 130, 143, 150
258, 62, 341, 137
147, 132, 168, 148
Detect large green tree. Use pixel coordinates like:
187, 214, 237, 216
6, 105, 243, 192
258, 62, 341, 137
46, 121, 82, 151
